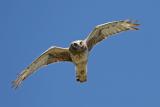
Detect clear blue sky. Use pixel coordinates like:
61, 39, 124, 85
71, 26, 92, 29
0, 0, 160, 107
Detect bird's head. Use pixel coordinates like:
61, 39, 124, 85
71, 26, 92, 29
69, 40, 87, 53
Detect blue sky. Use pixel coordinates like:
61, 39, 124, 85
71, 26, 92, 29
0, 0, 160, 107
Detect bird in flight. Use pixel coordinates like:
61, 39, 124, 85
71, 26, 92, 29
12, 19, 139, 89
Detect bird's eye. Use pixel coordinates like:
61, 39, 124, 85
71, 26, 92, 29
73, 43, 78, 46
80, 41, 83, 45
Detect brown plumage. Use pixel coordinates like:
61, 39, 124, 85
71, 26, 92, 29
12, 19, 139, 89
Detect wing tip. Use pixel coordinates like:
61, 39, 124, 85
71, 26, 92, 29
11, 74, 25, 90
124, 19, 140, 30
11, 80, 20, 90
11, 81, 18, 90
131, 27, 139, 30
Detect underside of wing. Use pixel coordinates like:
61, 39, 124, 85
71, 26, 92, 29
85, 19, 139, 51
12, 46, 72, 89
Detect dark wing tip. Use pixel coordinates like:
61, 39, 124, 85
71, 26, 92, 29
131, 23, 140, 30
11, 76, 24, 90
132, 27, 139, 30
125, 19, 140, 30
11, 80, 19, 90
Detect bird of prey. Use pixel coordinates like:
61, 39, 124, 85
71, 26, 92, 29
12, 19, 139, 89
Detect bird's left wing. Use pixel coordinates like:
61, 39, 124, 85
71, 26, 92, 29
12, 46, 72, 89
85, 20, 139, 51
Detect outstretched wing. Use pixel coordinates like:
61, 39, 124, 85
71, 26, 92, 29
85, 20, 139, 51
12, 46, 72, 89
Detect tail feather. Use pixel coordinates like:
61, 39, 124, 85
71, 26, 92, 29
75, 62, 87, 83
76, 70, 87, 82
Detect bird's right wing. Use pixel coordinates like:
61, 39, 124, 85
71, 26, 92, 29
12, 46, 72, 89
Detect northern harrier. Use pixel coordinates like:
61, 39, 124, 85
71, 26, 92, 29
12, 19, 139, 89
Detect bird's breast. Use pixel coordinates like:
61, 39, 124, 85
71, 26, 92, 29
70, 51, 88, 64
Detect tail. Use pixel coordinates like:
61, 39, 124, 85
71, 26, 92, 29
75, 62, 87, 83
